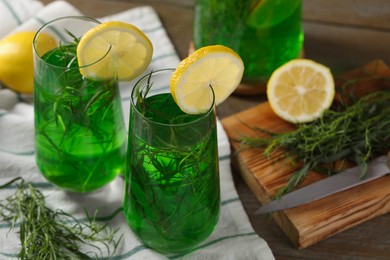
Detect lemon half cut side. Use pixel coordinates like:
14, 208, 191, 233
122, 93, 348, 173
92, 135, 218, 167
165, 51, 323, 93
267, 59, 335, 123
77, 21, 153, 81
170, 45, 244, 114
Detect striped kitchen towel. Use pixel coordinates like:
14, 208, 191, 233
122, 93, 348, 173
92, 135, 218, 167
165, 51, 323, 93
0, 1, 275, 259
0, 0, 43, 38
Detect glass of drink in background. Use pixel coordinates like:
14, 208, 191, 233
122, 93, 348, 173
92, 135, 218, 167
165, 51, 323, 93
124, 69, 220, 254
33, 17, 127, 193
193, 0, 303, 84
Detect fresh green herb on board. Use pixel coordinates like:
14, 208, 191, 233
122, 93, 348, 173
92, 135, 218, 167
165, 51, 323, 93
0, 177, 122, 259
240, 90, 390, 196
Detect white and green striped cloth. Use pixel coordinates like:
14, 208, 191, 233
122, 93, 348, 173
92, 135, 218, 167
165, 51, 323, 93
0, 0, 43, 38
0, 1, 275, 259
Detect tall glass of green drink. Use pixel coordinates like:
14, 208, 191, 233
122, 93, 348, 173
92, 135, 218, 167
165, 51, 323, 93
124, 69, 220, 254
33, 17, 127, 193
194, 0, 303, 82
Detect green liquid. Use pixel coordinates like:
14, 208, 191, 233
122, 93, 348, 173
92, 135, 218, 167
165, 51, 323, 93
34, 45, 126, 193
194, 0, 303, 80
124, 94, 220, 254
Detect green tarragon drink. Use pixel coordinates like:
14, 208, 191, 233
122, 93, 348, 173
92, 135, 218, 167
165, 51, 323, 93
124, 70, 220, 254
194, 0, 303, 81
33, 17, 126, 193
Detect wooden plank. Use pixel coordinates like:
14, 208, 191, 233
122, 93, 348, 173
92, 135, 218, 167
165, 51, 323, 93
303, 0, 390, 30
221, 102, 390, 248
304, 21, 390, 73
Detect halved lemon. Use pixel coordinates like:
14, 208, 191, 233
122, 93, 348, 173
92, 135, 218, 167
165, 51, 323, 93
77, 21, 153, 80
170, 45, 244, 114
267, 59, 335, 123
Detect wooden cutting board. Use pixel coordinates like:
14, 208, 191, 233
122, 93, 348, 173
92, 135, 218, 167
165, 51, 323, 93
221, 101, 390, 248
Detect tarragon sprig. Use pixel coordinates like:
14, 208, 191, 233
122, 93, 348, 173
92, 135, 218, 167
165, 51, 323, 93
0, 177, 122, 259
240, 90, 390, 196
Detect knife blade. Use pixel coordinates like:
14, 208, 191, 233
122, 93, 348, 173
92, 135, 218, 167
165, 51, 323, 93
255, 155, 389, 215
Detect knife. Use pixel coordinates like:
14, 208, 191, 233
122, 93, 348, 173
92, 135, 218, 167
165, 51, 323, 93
255, 155, 390, 215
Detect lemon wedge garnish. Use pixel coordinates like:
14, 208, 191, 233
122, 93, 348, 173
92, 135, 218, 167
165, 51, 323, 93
77, 21, 153, 81
170, 45, 244, 114
267, 59, 335, 123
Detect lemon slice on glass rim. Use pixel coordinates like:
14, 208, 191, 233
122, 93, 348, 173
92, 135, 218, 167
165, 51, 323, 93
77, 21, 153, 81
267, 59, 335, 123
170, 45, 244, 114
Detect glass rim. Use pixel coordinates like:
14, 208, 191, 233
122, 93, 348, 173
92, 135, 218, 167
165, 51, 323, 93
130, 68, 216, 127
32, 16, 106, 70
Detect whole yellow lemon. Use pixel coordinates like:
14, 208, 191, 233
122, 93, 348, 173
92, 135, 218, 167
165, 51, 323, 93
0, 31, 57, 93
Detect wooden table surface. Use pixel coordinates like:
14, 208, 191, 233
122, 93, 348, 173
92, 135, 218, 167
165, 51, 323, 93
42, 0, 390, 259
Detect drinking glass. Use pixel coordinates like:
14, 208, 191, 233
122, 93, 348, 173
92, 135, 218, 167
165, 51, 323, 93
33, 17, 127, 193
193, 0, 303, 82
124, 69, 220, 254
